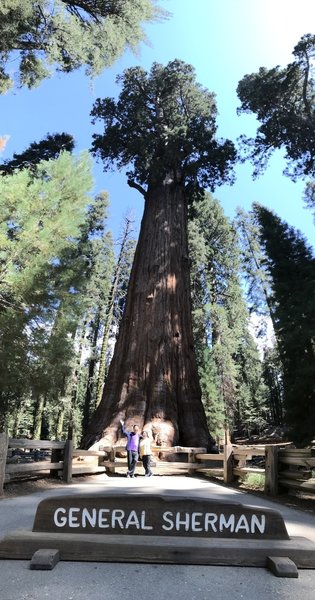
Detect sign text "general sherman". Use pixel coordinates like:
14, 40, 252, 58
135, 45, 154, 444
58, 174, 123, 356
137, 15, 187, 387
32, 494, 290, 540
53, 507, 266, 535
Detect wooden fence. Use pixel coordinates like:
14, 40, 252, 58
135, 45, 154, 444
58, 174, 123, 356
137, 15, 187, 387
1, 432, 314, 498
228, 443, 315, 496
0, 434, 106, 493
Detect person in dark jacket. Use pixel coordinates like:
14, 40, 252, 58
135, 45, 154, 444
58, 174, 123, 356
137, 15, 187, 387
120, 420, 140, 478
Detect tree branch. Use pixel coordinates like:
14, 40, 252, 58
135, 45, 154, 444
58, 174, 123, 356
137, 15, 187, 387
301, 52, 312, 120
127, 179, 146, 197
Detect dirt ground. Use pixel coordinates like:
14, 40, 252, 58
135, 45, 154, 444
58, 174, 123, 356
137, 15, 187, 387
1, 473, 314, 515
213, 476, 315, 514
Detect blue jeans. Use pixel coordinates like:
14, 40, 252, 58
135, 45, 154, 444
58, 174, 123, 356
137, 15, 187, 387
142, 454, 152, 476
127, 450, 139, 476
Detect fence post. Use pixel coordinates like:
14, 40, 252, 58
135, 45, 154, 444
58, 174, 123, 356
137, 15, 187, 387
50, 443, 63, 478
108, 446, 116, 475
63, 439, 73, 483
188, 450, 196, 475
223, 441, 234, 484
0, 432, 9, 496
265, 445, 279, 495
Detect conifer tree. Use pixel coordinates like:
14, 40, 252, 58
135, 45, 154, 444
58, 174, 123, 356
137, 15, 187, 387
0, 0, 167, 92
234, 207, 285, 428
262, 347, 284, 427
0, 133, 74, 176
0, 151, 95, 432
253, 204, 315, 446
51, 191, 115, 441
95, 216, 135, 410
237, 34, 315, 181
188, 193, 267, 440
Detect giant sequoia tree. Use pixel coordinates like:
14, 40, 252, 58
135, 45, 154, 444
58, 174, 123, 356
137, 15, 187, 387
82, 60, 236, 449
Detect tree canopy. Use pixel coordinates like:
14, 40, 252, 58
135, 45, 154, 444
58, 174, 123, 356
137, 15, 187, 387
0, 0, 166, 92
91, 59, 237, 192
0, 150, 93, 311
237, 34, 315, 181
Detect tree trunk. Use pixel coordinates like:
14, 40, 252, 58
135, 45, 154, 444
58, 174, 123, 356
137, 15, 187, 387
95, 217, 133, 407
32, 395, 45, 440
82, 183, 210, 448
55, 403, 66, 440
82, 312, 101, 435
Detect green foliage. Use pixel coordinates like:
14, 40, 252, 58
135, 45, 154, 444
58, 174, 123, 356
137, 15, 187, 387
237, 34, 315, 181
262, 346, 284, 426
235, 207, 299, 431
0, 151, 98, 433
188, 193, 267, 439
0, 0, 166, 91
198, 346, 224, 438
91, 60, 237, 190
0, 151, 93, 310
75, 194, 116, 432
234, 329, 269, 434
304, 180, 315, 221
41, 191, 116, 441
254, 204, 315, 446
234, 207, 274, 317
0, 133, 75, 176
243, 472, 265, 490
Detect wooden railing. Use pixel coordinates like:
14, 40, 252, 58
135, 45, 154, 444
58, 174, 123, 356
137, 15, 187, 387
0, 434, 107, 493
278, 447, 315, 495
99, 443, 229, 478
229, 443, 315, 496
1, 432, 314, 498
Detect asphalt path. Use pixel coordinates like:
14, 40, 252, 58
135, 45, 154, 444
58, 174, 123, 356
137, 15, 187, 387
0, 474, 315, 600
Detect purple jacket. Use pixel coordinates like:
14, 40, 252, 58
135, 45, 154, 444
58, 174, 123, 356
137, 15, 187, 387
121, 425, 140, 452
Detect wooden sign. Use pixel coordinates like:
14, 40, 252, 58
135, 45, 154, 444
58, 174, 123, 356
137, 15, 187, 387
1, 492, 315, 571
33, 493, 289, 540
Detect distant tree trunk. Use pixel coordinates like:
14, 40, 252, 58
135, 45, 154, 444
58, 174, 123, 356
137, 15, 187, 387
55, 403, 66, 440
12, 400, 24, 438
82, 182, 210, 449
32, 395, 45, 440
81, 312, 101, 437
95, 217, 133, 407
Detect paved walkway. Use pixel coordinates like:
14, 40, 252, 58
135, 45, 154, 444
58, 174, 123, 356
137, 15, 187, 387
0, 474, 315, 600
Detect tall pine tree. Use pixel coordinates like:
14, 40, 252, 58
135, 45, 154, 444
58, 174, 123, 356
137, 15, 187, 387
188, 192, 267, 441
254, 204, 315, 446
0, 151, 95, 433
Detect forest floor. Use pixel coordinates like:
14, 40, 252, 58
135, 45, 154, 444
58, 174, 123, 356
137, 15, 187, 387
2, 472, 314, 515
208, 475, 315, 515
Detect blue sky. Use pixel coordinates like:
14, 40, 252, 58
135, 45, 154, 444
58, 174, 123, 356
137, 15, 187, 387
1, 0, 314, 248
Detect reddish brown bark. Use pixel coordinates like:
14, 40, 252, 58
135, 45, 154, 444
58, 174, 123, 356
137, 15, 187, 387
82, 182, 210, 449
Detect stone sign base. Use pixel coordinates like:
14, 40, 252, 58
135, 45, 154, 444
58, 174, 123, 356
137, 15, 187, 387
0, 529, 315, 570
1, 492, 315, 575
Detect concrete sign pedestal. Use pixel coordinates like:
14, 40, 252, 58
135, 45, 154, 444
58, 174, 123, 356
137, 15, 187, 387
1, 492, 314, 575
